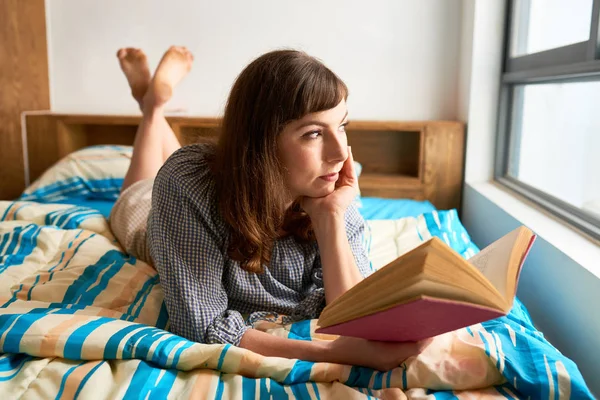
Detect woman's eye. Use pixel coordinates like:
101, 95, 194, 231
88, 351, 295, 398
303, 131, 321, 140
339, 122, 349, 132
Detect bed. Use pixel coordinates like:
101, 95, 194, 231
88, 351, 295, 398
0, 115, 593, 399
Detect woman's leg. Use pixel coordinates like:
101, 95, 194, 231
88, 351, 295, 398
117, 46, 193, 192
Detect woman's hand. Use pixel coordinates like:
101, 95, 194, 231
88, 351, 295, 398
301, 146, 359, 219
325, 336, 433, 371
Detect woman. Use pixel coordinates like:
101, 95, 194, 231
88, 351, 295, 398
110, 46, 429, 371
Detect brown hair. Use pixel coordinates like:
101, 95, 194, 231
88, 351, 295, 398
214, 49, 348, 273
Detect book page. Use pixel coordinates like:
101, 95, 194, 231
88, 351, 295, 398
467, 229, 522, 300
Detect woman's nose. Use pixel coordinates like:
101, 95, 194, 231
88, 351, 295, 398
325, 133, 347, 163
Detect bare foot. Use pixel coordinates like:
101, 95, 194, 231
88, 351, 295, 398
144, 46, 194, 111
117, 48, 151, 109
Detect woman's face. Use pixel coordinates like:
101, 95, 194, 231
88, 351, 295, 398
278, 99, 349, 200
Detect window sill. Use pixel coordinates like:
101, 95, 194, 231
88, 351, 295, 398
468, 180, 600, 279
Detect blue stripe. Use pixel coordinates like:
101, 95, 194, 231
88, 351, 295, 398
73, 361, 105, 400
283, 360, 313, 385
259, 378, 270, 399
120, 326, 166, 360
0, 353, 32, 373
62, 250, 126, 306
373, 371, 384, 390
0, 229, 11, 254
217, 344, 230, 370
133, 331, 169, 360
416, 226, 424, 241
122, 361, 158, 399
155, 302, 169, 330
495, 384, 520, 399
12, 204, 31, 220
55, 207, 86, 228
242, 376, 256, 400
429, 390, 458, 399
23, 177, 123, 202
47, 230, 83, 273
28, 176, 85, 197
2, 284, 24, 307
104, 324, 145, 359
0, 202, 16, 221
385, 370, 391, 388
311, 382, 321, 400
289, 383, 312, 399
150, 335, 187, 367
151, 368, 178, 398
345, 366, 373, 388
402, 365, 408, 389
548, 358, 560, 400
59, 210, 100, 229
267, 380, 288, 399
126, 275, 160, 322
2, 313, 47, 353
258, 378, 290, 399
0, 224, 42, 274
170, 340, 194, 368
0, 355, 31, 382
288, 320, 312, 341
47, 232, 94, 284
477, 329, 493, 360
27, 276, 41, 301
215, 372, 225, 400
55, 361, 86, 399
2, 225, 29, 258
45, 207, 67, 226
64, 318, 113, 359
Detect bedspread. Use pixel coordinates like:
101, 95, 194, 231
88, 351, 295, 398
0, 200, 593, 399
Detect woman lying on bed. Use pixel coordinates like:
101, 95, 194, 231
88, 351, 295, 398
110, 46, 430, 371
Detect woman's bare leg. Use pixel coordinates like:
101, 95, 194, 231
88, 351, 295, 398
117, 46, 193, 192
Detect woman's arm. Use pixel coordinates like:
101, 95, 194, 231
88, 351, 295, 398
311, 213, 363, 304
239, 328, 430, 371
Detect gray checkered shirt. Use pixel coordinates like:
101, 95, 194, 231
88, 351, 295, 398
147, 144, 371, 346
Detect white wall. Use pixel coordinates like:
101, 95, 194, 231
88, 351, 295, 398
461, 0, 505, 183
45, 0, 461, 120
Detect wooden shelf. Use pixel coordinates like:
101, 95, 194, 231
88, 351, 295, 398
359, 174, 425, 200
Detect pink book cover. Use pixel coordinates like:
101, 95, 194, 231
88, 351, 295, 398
316, 296, 505, 342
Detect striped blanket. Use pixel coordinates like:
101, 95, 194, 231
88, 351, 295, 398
0, 201, 593, 399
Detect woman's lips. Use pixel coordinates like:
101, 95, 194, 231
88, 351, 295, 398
319, 173, 339, 182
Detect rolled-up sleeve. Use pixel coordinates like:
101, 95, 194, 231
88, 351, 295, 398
344, 204, 372, 278
147, 155, 249, 345
309, 203, 372, 289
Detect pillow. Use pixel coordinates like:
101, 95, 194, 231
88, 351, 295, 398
20, 145, 132, 203
364, 209, 479, 272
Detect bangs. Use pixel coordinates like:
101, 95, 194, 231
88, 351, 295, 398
292, 63, 348, 119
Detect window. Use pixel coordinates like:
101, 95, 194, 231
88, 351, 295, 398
497, 0, 600, 239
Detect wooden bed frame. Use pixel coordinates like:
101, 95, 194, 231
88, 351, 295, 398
22, 113, 465, 211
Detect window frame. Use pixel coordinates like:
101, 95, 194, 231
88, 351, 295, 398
495, 0, 600, 240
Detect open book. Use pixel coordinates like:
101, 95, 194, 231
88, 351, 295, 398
316, 226, 536, 342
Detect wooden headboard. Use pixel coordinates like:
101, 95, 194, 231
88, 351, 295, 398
23, 113, 465, 210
